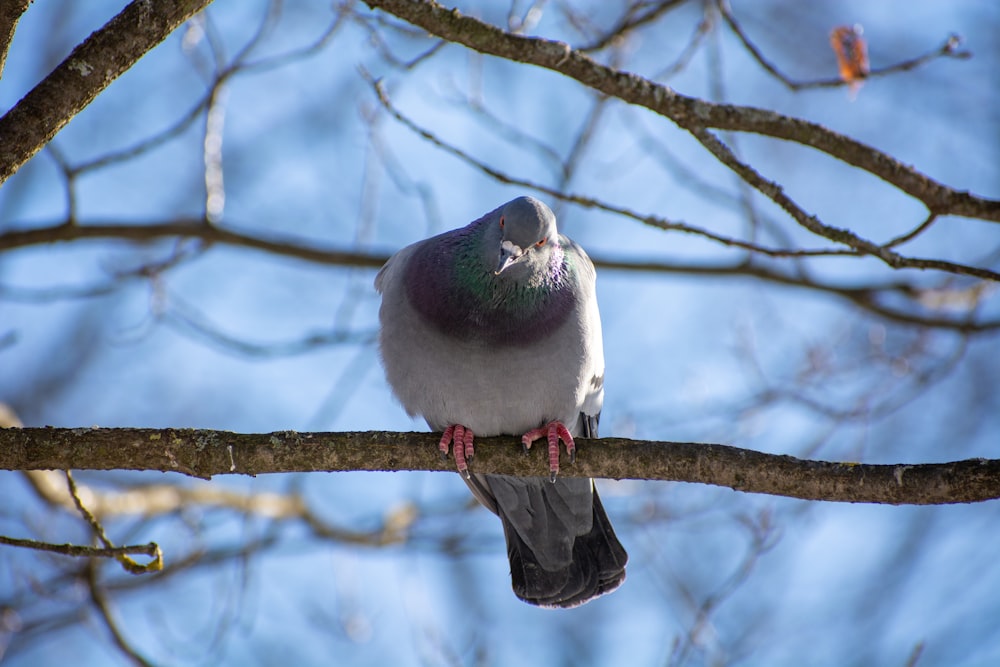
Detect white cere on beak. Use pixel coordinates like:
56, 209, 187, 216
495, 240, 525, 274
501, 240, 522, 255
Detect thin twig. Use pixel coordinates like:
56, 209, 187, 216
688, 127, 1000, 282
66, 471, 163, 574
368, 76, 859, 259
85, 562, 156, 667
579, 0, 688, 53
0, 535, 160, 559
717, 0, 971, 91
882, 212, 939, 249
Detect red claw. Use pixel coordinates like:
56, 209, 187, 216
440, 425, 475, 479
521, 421, 575, 482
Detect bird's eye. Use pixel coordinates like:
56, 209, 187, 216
536, 237, 547, 247
499, 216, 505, 229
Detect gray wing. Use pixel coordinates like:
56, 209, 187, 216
374, 241, 438, 422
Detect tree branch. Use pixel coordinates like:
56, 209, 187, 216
0, 534, 160, 561
2, 427, 998, 505
367, 78, 1000, 283
0, 0, 214, 184
2, 220, 997, 332
689, 127, 1000, 282
0, 219, 387, 268
361, 0, 1000, 224
0, 0, 31, 81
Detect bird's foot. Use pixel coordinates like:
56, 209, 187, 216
521, 421, 575, 482
439, 424, 475, 479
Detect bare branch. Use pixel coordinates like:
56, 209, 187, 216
0, 0, 30, 80
0, 535, 160, 561
366, 77, 859, 259
21, 469, 416, 547
2, 220, 997, 332
689, 127, 1000, 282
84, 562, 155, 667
0, 0, 215, 184
372, 74, 1000, 281
64, 470, 163, 574
578, 0, 688, 53
360, 0, 1000, 224
63, 5, 347, 178
0, 219, 387, 268
1, 427, 998, 505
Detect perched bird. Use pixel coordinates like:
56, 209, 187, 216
375, 196, 627, 608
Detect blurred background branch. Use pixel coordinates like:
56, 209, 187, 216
4, 219, 996, 333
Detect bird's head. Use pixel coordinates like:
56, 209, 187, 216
493, 196, 559, 276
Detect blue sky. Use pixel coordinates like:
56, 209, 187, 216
1, 1, 999, 665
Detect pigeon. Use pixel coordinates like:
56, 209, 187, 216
375, 195, 627, 608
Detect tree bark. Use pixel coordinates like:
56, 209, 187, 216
0, 0, 214, 184
2, 427, 998, 505
0, 0, 31, 80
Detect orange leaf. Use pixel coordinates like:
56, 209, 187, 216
830, 24, 870, 92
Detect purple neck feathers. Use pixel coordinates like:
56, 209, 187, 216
405, 222, 577, 347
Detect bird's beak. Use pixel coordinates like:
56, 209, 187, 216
495, 241, 523, 275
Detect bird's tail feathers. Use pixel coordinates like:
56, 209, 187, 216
502, 486, 627, 608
